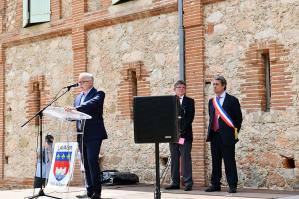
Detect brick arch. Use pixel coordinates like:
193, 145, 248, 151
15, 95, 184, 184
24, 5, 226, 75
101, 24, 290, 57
117, 61, 150, 119
240, 41, 294, 112
26, 75, 50, 125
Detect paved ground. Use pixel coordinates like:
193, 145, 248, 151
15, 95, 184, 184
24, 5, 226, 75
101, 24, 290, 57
0, 184, 298, 199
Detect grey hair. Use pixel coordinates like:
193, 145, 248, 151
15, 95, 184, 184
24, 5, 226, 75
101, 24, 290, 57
174, 80, 186, 88
79, 72, 94, 83
214, 75, 227, 90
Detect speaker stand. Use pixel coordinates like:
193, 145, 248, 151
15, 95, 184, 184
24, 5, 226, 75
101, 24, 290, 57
154, 142, 161, 199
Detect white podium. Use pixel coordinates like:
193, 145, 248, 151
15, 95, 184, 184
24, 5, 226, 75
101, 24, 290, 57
44, 106, 92, 141
43, 106, 91, 189
44, 106, 92, 121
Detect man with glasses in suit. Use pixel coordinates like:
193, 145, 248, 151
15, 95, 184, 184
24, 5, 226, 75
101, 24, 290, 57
165, 80, 195, 191
67, 72, 107, 199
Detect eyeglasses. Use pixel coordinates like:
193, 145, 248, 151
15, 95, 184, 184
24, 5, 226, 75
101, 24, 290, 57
79, 80, 90, 85
175, 86, 186, 89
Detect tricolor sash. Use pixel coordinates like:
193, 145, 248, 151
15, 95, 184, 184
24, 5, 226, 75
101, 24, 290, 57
212, 96, 238, 140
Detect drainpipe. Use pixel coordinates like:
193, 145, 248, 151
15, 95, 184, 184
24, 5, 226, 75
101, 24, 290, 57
178, 0, 185, 81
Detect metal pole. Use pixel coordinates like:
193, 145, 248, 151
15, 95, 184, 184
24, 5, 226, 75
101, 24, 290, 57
154, 142, 161, 199
178, 0, 185, 81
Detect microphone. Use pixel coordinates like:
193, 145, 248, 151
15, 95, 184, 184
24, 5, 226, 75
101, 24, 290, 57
64, 83, 79, 89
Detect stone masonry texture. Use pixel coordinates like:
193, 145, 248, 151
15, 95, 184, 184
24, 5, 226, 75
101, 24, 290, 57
0, 0, 298, 191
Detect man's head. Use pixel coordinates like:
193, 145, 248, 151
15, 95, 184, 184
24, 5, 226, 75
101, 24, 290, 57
174, 80, 186, 97
213, 75, 227, 96
45, 134, 54, 144
78, 72, 94, 93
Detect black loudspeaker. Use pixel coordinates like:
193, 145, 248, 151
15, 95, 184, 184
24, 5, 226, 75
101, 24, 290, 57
133, 95, 180, 143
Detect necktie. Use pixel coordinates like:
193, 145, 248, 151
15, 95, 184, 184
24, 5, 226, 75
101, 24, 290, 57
212, 96, 220, 132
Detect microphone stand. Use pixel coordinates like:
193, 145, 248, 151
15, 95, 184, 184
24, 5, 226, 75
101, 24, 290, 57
21, 86, 74, 199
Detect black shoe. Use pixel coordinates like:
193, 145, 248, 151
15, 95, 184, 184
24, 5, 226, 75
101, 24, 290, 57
205, 186, 221, 192
90, 192, 101, 199
228, 187, 237, 193
76, 193, 90, 198
165, 184, 180, 190
184, 186, 192, 191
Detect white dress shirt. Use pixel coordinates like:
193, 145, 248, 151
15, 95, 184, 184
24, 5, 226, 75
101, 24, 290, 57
217, 91, 226, 106
80, 88, 92, 105
179, 96, 184, 105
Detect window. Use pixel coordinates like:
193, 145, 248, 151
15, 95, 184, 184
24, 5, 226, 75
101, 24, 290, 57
23, 0, 51, 27
242, 42, 292, 112
118, 61, 150, 119
112, 0, 133, 5
262, 52, 271, 112
130, 70, 138, 97
31, 81, 41, 125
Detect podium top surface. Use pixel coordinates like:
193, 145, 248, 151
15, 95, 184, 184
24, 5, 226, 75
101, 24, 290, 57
44, 106, 92, 121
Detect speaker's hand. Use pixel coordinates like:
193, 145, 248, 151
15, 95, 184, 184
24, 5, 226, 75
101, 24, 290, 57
65, 106, 76, 112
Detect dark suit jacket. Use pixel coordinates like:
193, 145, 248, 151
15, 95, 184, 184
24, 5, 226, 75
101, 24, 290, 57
206, 93, 242, 145
74, 87, 108, 142
179, 96, 195, 142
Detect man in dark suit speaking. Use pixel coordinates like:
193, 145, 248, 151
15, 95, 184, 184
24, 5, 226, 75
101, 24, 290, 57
205, 76, 242, 193
67, 72, 107, 199
165, 80, 195, 191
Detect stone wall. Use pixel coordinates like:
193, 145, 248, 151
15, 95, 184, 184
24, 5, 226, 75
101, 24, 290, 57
2, 0, 297, 190
61, 0, 73, 19
88, 0, 101, 12
5, 0, 18, 32
87, 12, 179, 182
204, 0, 299, 190
4, 36, 73, 178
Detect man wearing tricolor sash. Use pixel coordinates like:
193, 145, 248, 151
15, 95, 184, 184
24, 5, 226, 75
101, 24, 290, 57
205, 76, 242, 194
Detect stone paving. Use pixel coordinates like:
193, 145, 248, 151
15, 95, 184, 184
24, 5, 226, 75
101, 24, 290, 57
0, 185, 298, 199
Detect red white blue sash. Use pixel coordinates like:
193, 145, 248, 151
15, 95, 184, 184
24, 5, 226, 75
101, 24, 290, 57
212, 96, 238, 139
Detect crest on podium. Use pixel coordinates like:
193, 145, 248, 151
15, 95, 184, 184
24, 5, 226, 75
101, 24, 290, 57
47, 142, 78, 188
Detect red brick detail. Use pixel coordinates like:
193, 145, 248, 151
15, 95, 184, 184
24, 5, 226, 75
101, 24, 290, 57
72, 26, 87, 86
71, 0, 88, 181
0, 45, 5, 179
184, 1, 202, 28
51, 0, 62, 21
184, 1, 206, 188
206, 23, 214, 35
0, 177, 34, 188
15, 0, 23, 30
117, 61, 150, 119
241, 41, 293, 112
25, 75, 50, 125
98, 0, 111, 8
72, 0, 88, 20
3, 1, 176, 48
202, 0, 226, 5
84, 1, 177, 31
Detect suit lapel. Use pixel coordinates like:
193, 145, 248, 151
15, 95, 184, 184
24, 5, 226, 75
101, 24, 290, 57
210, 99, 215, 121
84, 87, 96, 102
182, 96, 186, 107
222, 93, 230, 111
